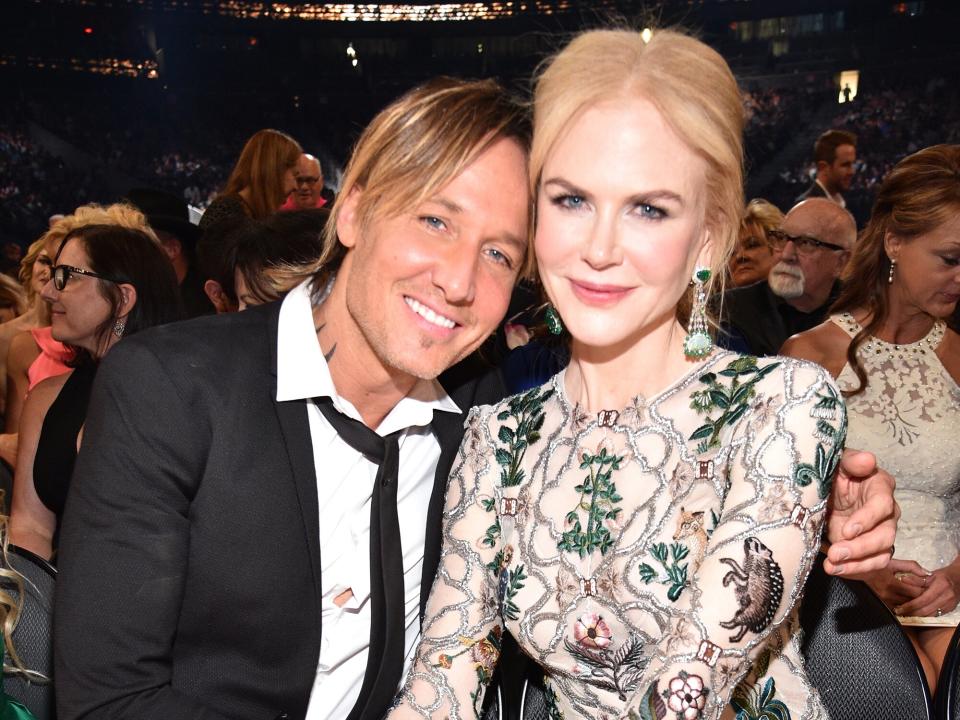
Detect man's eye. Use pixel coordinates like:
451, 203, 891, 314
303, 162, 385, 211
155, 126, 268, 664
486, 248, 514, 269
421, 216, 447, 231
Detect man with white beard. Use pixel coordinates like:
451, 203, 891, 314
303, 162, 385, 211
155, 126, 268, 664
721, 197, 855, 355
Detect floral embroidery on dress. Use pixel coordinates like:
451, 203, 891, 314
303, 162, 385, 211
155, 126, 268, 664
564, 616, 647, 701
432, 626, 503, 715
638, 542, 691, 602
795, 384, 846, 500
730, 676, 791, 720
689, 357, 781, 453
665, 671, 708, 719
558, 447, 625, 557
494, 386, 554, 487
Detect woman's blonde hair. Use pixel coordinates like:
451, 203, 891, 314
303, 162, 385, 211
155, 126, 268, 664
222, 129, 303, 220
315, 77, 532, 283
20, 203, 159, 305
531, 28, 745, 306
741, 198, 784, 241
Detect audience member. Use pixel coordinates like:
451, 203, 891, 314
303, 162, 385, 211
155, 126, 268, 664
728, 198, 784, 287
795, 129, 858, 207
0, 276, 25, 324
280, 154, 335, 211
9, 222, 183, 561
720, 197, 855, 355
126, 187, 212, 318
782, 144, 960, 693
231, 209, 327, 309
198, 129, 302, 236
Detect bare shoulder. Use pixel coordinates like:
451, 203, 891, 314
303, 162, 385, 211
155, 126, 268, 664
24, 371, 71, 413
938, 328, 960, 385
7, 328, 39, 360
779, 321, 849, 379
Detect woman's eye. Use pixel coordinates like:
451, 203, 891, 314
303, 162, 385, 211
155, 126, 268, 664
551, 194, 585, 210
942, 256, 960, 267
638, 203, 666, 220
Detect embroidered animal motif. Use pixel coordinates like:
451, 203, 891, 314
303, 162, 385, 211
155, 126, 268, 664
673, 508, 709, 569
719, 536, 784, 642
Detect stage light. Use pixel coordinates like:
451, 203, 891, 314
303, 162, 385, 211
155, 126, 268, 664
83, 27, 94, 35
641, 28, 652, 44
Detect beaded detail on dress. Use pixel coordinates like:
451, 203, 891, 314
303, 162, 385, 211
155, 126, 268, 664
831, 313, 960, 626
392, 353, 845, 719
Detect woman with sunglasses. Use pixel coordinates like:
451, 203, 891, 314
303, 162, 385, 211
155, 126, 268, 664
783, 144, 960, 693
9, 223, 182, 561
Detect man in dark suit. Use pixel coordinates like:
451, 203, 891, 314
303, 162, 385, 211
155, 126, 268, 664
55, 81, 897, 720
54, 78, 530, 720
795, 129, 857, 208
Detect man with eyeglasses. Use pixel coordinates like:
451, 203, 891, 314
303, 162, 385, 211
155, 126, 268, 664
282, 153, 335, 211
721, 197, 856, 356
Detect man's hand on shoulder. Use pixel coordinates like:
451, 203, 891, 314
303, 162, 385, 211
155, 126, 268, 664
824, 448, 899, 577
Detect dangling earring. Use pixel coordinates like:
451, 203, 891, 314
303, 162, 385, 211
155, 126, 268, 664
544, 305, 563, 335
888, 258, 896, 284
683, 266, 712, 359
112, 320, 126, 338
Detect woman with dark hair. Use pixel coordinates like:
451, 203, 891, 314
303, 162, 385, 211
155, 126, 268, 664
198, 128, 303, 235
9, 224, 183, 560
784, 144, 960, 692
231, 208, 327, 309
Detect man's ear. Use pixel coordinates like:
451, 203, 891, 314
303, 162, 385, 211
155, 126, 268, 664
335, 187, 363, 250
815, 159, 830, 176
116, 283, 138, 320
204, 280, 236, 314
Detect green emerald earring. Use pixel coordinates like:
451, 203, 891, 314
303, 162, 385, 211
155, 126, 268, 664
683, 266, 712, 359
545, 305, 564, 335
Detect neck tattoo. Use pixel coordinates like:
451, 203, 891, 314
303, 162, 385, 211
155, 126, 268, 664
315, 322, 337, 363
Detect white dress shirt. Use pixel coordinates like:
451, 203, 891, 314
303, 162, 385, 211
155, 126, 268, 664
275, 280, 460, 720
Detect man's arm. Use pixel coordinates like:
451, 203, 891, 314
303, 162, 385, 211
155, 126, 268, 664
54, 339, 230, 720
824, 448, 899, 577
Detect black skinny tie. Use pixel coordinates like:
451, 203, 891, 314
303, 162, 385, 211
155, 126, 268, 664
315, 399, 406, 720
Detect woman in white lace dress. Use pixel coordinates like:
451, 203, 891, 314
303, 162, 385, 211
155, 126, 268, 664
390, 29, 848, 720
783, 144, 960, 692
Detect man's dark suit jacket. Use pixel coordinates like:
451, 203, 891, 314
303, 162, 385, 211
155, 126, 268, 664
54, 300, 506, 720
719, 280, 840, 357
794, 179, 829, 205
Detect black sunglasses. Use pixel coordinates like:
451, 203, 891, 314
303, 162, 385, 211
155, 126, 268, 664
768, 229, 847, 255
52, 264, 121, 291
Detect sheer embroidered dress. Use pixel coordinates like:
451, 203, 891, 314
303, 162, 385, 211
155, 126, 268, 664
831, 313, 960, 627
392, 353, 845, 720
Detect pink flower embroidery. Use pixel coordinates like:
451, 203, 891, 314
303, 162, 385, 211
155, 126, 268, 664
667, 672, 706, 719
573, 613, 612, 649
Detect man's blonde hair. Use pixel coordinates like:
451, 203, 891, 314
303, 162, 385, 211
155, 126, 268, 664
316, 77, 532, 283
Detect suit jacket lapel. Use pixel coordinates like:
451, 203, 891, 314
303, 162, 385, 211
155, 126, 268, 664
268, 304, 325, 640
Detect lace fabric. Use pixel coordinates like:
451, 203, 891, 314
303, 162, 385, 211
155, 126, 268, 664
390, 353, 845, 719
832, 313, 960, 626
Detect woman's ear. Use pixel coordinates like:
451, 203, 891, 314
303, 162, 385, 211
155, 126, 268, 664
116, 283, 138, 320
883, 229, 902, 262
694, 229, 714, 273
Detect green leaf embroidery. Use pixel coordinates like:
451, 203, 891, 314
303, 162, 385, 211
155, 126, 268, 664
494, 387, 554, 488
557, 449, 625, 558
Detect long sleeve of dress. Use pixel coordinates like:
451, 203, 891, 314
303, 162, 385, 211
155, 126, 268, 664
621, 359, 846, 720
390, 404, 509, 719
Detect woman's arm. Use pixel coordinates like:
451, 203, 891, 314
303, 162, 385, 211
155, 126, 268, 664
389, 407, 505, 719
622, 359, 846, 720
9, 374, 66, 559
5, 330, 40, 434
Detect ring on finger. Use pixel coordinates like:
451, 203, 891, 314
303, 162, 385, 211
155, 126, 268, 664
937, 607, 944, 617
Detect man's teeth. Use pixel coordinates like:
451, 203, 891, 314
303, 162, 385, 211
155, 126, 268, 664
405, 297, 456, 329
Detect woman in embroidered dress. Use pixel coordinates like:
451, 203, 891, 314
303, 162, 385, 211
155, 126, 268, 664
389, 28, 847, 720
783, 144, 960, 693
